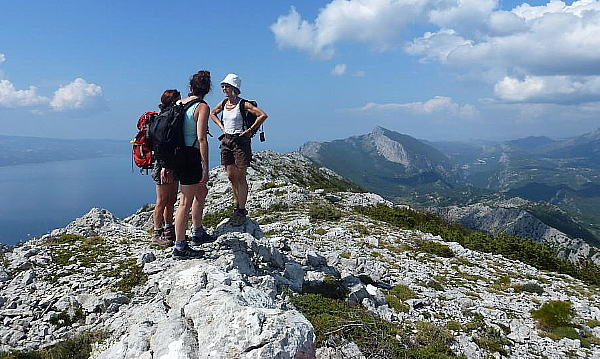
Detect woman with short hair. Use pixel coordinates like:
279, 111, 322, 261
210, 73, 268, 225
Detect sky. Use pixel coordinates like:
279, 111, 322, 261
1, 0, 599, 153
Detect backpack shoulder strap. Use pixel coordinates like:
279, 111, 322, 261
219, 99, 228, 120
239, 98, 248, 129
182, 97, 206, 112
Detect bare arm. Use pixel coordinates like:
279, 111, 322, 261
195, 102, 210, 184
209, 101, 226, 133
241, 102, 268, 137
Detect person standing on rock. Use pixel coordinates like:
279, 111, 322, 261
151, 89, 181, 247
210, 73, 268, 226
172, 70, 214, 259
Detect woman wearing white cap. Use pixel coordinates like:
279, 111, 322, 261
210, 73, 268, 225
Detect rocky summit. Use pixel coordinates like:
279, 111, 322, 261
1, 151, 599, 358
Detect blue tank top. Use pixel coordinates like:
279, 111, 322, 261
183, 102, 200, 148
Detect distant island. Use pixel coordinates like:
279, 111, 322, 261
0, 135, 129, 166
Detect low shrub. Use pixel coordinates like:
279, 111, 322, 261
302, 275, 348, 300
49, 308, 85, 328
309, 204, 342, 221
531, 301, 574, 330
514, 282, 544, 295
0, 331, 108, 359
290, 293, 461, 358
473, 326, 509, 356
354, 204, 600, 286
202, 206, 235, 228
414, 322, 454, 356
414, 239, 454, 258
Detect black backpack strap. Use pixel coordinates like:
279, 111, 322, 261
182, 97, 206, 112
239, 98, 248, 130
219, 99, 228, 121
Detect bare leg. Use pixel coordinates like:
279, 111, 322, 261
162, 181, 178, 225
226, 165, 248, 209
175, 184, 198, 241
153, 184, 173, 228
226, 164, 240, 207
191, 184, 208, 228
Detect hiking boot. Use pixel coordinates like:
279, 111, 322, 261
172, 242, 204, 259
229, 208, 248, 226
190, 229, 216, 245
151, 229, 173, 247
163, 225, 175, 242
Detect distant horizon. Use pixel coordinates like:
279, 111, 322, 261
2, 123, 598, 146
2, 0, 600, 149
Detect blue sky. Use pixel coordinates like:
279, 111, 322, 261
1, 0, 598, 153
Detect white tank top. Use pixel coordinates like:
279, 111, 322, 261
222, 101, 244, 135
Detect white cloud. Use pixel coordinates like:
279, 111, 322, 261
50, 78, 105, 111
331, 63, 346, 76
357, 96, 479, 118
273, 0, 600, 105
408, 5, 600, 75
353, 70, 366, 77
0, 53, 5, 65
0, 80, 49, 108
494, 75, 600, 103
271, 1, 427, 58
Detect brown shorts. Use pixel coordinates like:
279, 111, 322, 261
220, 134, 252, 167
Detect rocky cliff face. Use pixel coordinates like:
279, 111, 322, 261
429, 200, 600, 266
299, 126, 457, 197
0, 152, 599, 358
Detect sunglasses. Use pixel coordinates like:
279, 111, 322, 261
221, 84, 233, 89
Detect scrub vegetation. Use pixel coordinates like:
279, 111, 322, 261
354, 204, 600, 286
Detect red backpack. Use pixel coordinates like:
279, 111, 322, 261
131, 111, 157, 172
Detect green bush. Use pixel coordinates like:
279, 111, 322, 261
354, 204, 600, 286
473, 326, 509, 356
290, 293, 461, 358
389, 284, 416, 301
587, 319, 600, 328
302, 275, 348, 300
202, 206, 235, 228
113, 263, 147, 295
531, 301, 574, 330
0, 331, 107, 359
414, 322, 454, 356
414, 239, 454, 258
339, 251, 351, 259
262, 182, 278, 190
314, 228, 327, 236
49, 309, 85, 328
514, 282, 544, 295
309, 204, 342, 221
47, 233, 84, 245
426, 280, 444, 291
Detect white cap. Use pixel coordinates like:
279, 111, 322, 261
221, 73, 241, 92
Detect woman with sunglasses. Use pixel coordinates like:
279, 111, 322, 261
210, 73, 268, 225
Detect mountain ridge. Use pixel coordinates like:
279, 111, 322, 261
0, 151, 599, 358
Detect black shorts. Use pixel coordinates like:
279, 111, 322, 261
220, 134, 252, 167
174, 146, 203, 185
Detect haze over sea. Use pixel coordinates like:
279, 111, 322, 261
0, 149, 229, 245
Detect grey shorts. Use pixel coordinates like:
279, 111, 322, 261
151, 162, 179, 185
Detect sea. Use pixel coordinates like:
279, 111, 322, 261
0, 155, 208, 246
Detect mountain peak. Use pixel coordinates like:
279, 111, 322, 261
1, 151, 599, 358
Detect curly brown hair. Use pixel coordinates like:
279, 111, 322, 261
158, 89, 181, 110
189, 70, 212, 98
